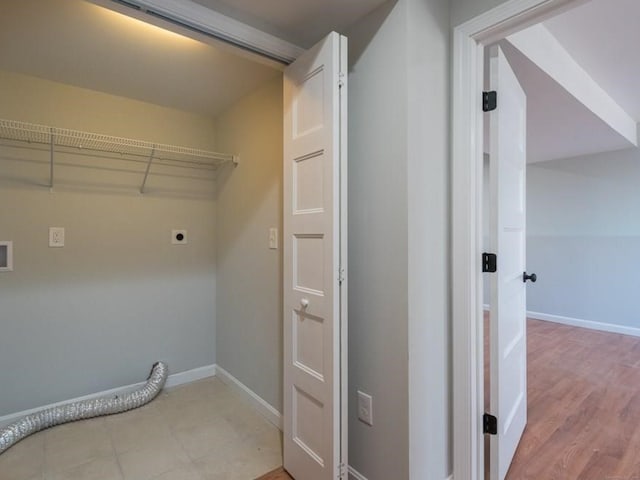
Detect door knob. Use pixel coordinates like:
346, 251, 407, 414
300, 298, 310, 308
523, 272, 537, 283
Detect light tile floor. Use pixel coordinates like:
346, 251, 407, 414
0, 378, 283, 480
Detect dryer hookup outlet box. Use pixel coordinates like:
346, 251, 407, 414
172, 230, 188, 245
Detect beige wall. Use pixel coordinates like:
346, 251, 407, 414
406, 0, 451, 476
214, 76, 284, 412
0, 70, 217, 148
347, 2, 409, 478
0, 72, 218, 416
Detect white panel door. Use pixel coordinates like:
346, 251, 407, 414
283, 32, 347, 480
489, 45, 528, 480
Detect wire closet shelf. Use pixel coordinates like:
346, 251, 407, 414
0, 118, 238, 193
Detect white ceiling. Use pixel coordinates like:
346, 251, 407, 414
544, 0, 640, 122
499, 41, 633, 163
491, 0, 640, 163
190, 0, 388, 48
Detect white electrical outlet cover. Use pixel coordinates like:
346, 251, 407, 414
49, 227, 65, 248
172, 230, 187, 244
357, 390, 373, 426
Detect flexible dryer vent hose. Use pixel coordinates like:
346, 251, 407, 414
0, 361, 168, 455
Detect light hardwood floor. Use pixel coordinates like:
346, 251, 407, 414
491, 317, 640, 480
256, 467, 292, 480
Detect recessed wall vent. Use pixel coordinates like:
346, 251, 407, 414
0, 241, 13, 272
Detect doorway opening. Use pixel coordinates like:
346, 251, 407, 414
453, 1, 635, 479
482, 8, 640, 473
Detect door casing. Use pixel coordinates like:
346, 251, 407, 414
451, 1, 586, 479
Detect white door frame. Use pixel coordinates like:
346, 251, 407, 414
451, 1, 584, 479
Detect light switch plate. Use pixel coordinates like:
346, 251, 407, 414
269, 227, 278, 249
49, 227, 65, 247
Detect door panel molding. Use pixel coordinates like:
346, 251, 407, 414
283, 31, 347, 480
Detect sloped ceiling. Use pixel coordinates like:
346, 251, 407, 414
544, 0, 640, 122
489, 0, 640, 163
500, 41, 633, 163
0, 0, 281, 118
0, 0, 388, 117
190, 0, 388, 48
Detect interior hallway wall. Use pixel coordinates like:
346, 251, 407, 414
527, 148, 640, 329
451, 0, 512, 26
406, 0, 451, 477
347, 2, 409, 476
214, 76, 284, 412
0, 71, 218, 417
347, 0, 450, 477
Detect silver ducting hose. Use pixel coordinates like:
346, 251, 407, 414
0, 361, 168, 455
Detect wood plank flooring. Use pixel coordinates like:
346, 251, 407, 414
256, 467, 293, 479
494, 317, 640, 480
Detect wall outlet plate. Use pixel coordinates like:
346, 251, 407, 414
49, 227, 65, 247
172, 229, 187, 245
357, 390, 373, 426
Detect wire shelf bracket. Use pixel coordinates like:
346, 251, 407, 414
140, 146, 156, 194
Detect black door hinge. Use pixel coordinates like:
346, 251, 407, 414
483, 91, 497, 112
482, 253, 497, 273
483, 413, 498, 435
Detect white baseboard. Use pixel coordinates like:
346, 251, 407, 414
527, 311, 640, 338
348, 466, 368, 480
164, 364, 216, 389
483, 305, 639, 338
0, 363, 216, 429
214, 365, 283, 430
